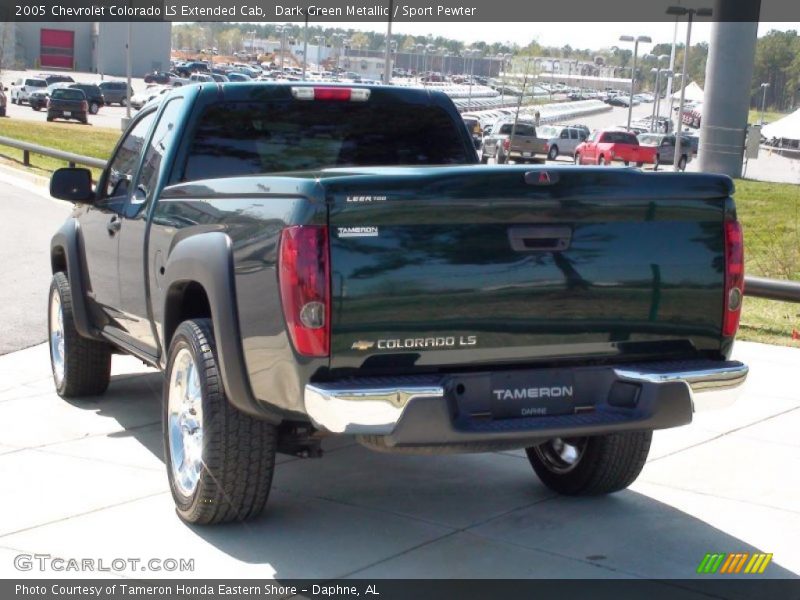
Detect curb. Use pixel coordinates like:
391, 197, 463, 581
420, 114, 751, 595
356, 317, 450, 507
0, 162, 50, 189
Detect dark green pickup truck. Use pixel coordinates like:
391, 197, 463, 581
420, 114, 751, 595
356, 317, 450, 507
48, 83, 747, 525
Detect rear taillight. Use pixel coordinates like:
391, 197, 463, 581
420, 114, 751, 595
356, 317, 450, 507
502, 138, 510, 151
81, 100, 88, 111
723, 220, 744, 337
278, 225, 330, 357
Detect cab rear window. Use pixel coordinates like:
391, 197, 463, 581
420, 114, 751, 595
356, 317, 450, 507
182, 100, 470, 181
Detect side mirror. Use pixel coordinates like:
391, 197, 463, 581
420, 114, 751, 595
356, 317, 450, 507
474, 137, 482, 150
50, 168, 94, 203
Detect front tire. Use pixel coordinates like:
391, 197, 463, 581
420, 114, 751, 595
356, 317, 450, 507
48, 272, 111, 398
548, 145, 559, 161
526, 431, 652, 495
89, 102, 100, 115
573, 153, 581, 165
678, 155, 687, 171
598, 155, 606, 165
164, 319, 278, 525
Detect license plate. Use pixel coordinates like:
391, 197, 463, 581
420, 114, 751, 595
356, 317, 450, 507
490, 370, 576, 418
63, 111, 71, 117
522, 152, 532, 157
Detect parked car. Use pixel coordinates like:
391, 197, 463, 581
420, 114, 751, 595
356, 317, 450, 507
98, 81, 133, 106
536, 125, 588, 161
29, 82, 73, 111
227, 72, 252, 82
209, 73, 229, 83
144, 71, 188, 86
41, 73, 74, 87
637, 133, 692, 170
462, 116, 483, 150
47, 82, 748, 526
46, 87, 88, 124
130, 85, 170, 110
189, 73, 215, 83
173, 62, 209, 78
481, 120, 549, 163
69, 83, 104, 114
574, 129, 656, 166
0, 85, 6, 117
10, 77, 47, 105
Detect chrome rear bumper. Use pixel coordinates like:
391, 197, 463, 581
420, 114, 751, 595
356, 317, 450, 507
304, 360, 747, 438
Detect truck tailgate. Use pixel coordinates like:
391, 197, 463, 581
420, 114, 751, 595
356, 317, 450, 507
324, 166, 732, 374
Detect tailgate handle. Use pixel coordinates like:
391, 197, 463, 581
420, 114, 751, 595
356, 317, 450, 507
508, 226, 572, 252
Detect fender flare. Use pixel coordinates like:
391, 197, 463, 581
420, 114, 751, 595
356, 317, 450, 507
162, 232, 282, 424
50, 219, 98, 339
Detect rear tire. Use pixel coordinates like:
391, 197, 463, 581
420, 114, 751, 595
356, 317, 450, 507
48, 272, 111, 398
164, 319, 278, 525
526, 431, 652, 495
678, 155, 687, 171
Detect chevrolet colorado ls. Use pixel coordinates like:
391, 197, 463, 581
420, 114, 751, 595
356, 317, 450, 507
48, 83, 748, 525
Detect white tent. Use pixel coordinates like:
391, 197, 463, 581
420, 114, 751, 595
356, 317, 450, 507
761, 108, 800, 141
672, 81, 704, 102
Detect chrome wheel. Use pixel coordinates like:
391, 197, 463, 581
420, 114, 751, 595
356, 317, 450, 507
168, 348, 204, 497
532, 438, 587, 474
49, 288, 65, 387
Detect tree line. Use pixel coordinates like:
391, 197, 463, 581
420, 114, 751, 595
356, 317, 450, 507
172, 24, 799, 112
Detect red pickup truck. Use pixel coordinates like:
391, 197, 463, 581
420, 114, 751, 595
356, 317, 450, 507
574, 129, 656, 166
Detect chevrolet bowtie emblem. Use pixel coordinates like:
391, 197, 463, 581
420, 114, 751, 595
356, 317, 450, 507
351, 340, 375, 351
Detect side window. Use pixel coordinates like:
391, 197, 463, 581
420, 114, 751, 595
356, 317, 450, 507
126, 98, 184, 218
97, 111, 156, 213
560, 129, 570, 139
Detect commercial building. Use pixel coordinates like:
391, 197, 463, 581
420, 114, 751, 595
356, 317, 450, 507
1, 22, 170, 77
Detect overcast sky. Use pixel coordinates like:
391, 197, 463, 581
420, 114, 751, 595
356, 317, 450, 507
272, 21, 799, 50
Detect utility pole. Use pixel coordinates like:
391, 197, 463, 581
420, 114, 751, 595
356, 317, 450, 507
668, 5, 712, 170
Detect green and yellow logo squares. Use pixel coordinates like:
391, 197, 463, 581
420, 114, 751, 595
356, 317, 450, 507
697, 552, 772, 574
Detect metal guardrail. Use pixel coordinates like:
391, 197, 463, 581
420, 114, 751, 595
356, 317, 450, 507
0, 134, 798, 304
0, 135, 107, 170
745, 276, 800, 303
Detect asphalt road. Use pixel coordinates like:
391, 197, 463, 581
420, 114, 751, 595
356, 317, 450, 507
0, 176, 71, 355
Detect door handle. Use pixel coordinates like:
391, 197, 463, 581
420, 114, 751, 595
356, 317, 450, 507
508, 226, 572, 252
107, 215, 121, 235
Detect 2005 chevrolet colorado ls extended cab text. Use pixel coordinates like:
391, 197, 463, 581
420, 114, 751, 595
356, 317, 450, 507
48, 83, 748, 524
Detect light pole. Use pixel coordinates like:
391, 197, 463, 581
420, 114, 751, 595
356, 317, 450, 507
415, 43, 424, 81
667, 72, 682, 124
466, 49, 480, 111
384, 1, 394, 85
619, 34, 652, 131
759, 82, 770, 124
647, 54, 669, 131
653, 69, 672, 131
275, 26, 287, 71
315, 35, 325, 72
667, 5, 712, 170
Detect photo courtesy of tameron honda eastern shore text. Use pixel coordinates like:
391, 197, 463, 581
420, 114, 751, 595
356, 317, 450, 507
47, 82, 748, 525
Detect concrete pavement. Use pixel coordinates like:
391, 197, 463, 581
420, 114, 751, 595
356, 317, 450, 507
0, 340, 797, 581
0, 175, 71, 355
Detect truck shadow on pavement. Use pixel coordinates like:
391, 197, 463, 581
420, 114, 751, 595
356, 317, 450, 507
78, 369, 795, 580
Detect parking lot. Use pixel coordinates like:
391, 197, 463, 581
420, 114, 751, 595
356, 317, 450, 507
0, 168, 798, 582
